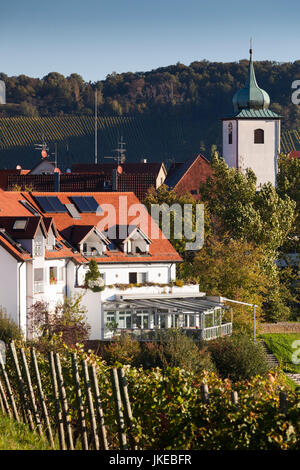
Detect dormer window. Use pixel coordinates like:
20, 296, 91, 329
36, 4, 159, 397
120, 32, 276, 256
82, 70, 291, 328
254, 128, 264, 144
76, 227, 109, 257
13, 219, 28, 230
228, 122, 233, 144
123, 227, 151, 255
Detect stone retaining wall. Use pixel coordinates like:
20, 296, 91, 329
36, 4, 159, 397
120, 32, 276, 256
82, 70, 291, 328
259, 322, 300, 334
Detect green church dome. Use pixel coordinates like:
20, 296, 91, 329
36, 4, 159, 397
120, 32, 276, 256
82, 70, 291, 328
232, 48, 270, 112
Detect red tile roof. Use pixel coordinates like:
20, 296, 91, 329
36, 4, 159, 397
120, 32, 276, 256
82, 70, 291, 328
72, 162, 165, 175
289, 150, 300, 159
0, 191, 182, 264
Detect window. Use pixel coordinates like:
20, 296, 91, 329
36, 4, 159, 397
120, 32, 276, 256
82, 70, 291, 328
34, 240, 43, 257
129, 272, 147, 284
49, 266, 59, 284
254, 128, 264, 144
136, 310, 149, 329
129, 272, 137, 284
191, 189, 197, 195
228, 122, 233, 144
34, 268, 44, 293
118, 311, 132, 329
13, 219, 28, 230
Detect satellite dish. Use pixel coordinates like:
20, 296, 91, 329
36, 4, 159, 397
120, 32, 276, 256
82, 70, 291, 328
41, 150, 47, 158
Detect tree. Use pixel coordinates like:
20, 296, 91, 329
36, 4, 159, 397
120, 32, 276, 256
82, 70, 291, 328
198, 156, 296, 321
199, 155, 295, 255
276, 153, 300, 253
180, 237, 274, 327
27, 295, 90, 350
144, 184, 210, 256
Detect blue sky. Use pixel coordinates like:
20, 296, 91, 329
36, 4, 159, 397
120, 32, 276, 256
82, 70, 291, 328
1, 0, 299, 81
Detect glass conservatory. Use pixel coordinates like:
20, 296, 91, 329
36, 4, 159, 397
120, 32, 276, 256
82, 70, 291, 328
102, 296, 232, 341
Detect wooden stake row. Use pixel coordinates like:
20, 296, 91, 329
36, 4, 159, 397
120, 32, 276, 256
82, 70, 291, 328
0, 342, 136, 450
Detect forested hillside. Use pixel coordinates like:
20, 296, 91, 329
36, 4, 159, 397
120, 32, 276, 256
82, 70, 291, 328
0, 59, 299, 168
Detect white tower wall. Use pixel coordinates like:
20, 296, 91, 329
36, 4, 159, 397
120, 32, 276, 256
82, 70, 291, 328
222, 118, 280, 187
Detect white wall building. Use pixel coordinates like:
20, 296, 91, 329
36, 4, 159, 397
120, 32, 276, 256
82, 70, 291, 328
0, 191, 231, 341
222, 47, 281, 188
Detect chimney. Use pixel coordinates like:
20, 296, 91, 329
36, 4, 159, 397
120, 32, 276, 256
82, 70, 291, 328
112, 169, 118, 191
54, 172, 60, 192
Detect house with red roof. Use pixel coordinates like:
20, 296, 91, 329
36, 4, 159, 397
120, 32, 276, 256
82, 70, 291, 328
164, 154, 212, 200
0, 190, 231, 340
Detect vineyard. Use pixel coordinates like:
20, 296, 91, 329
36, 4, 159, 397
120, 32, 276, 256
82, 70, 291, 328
0, 115, 210, 170
0, 341, 299, 450
0, 115, 299, 170
281, 128, 300, 154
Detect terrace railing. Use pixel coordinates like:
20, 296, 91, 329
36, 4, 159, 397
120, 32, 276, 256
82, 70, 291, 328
202, 322, 232, 341
103, 323, 233, 342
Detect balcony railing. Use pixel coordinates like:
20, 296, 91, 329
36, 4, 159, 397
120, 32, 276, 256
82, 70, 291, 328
34, 281, 44, 294
201, 323, 233, 341
102, 323, 232, 341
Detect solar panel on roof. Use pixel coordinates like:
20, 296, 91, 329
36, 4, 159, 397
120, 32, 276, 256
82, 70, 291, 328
35, 196, 67, 213
70, 196, 102, 213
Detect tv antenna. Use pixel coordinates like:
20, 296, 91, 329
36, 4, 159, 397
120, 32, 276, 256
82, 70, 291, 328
104, 136, 126, 164
34, 133, 49, 159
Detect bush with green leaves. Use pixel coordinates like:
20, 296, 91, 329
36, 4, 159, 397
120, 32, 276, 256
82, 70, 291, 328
102, 334, 141, 365
136, 330, 215, 373
0, 308, 23, 344
208, 334, 270, 381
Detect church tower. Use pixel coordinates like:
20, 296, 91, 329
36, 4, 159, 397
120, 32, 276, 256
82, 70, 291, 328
222, 46, 281, 187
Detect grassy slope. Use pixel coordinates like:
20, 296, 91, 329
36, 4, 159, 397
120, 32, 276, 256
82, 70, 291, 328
261, 333, 300, 373
0, 413, 52, 450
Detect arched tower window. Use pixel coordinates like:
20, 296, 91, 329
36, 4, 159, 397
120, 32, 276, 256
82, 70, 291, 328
228, 122, 233, 144
254, 128, 264, 144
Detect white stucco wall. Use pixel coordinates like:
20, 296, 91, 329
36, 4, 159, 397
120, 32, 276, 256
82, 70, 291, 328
0, 247, 27, 335
0, 246, 19, 324
223, 118, 280, 187
76, 262, 175, 287
237, 119, 279, 187
222, 120, 238, 168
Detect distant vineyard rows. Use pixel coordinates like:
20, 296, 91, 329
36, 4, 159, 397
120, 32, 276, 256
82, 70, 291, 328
0, 116, 139, 149
0, 116, 298, 168
281, 128, 300, 153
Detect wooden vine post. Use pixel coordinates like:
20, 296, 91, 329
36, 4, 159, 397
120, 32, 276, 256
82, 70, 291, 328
30, 348, 55, 449
54, 353, 74, 450
19, 348, 43, 436
0, 354, 19, 422
49, 351, 66, 450
117, 367, 137, 450
71, 353, 89, 451
111, 367, 127, 450
82, 359, 100, 450
9, 342, 34, 429
90, 364, 108, 450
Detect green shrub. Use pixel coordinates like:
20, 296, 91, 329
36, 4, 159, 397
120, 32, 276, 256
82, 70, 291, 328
140, 330, 216, 374
208, 334, 270, 381
102, 334, 141, 365
0, 309, 23, 344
